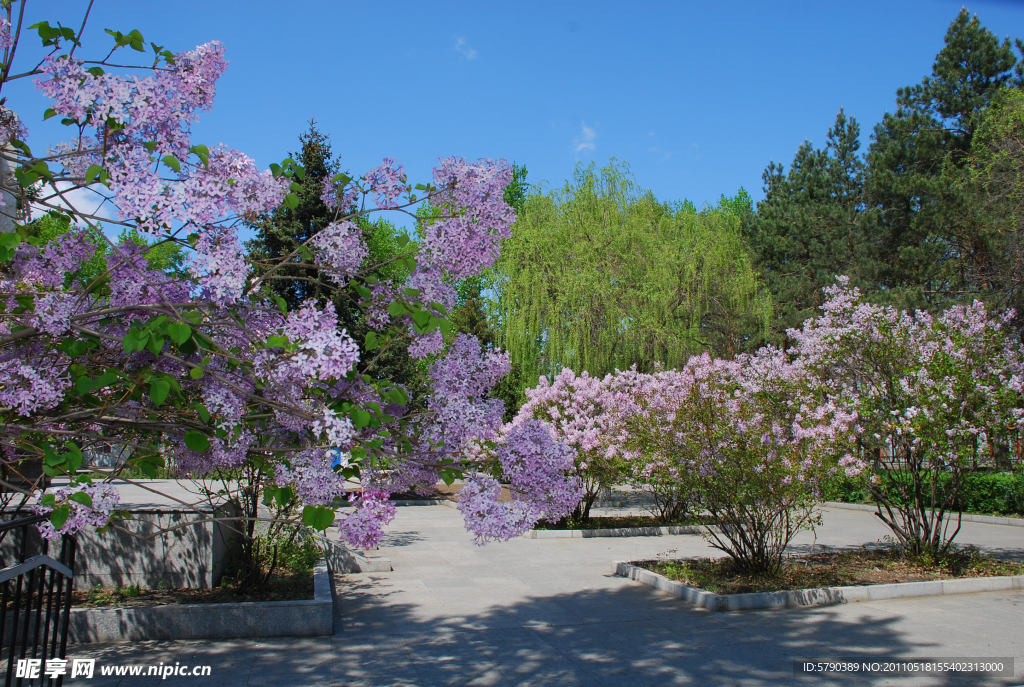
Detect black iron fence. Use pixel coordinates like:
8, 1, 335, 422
0, 515, 76, 687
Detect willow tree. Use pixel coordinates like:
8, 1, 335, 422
493, 160, 771, 391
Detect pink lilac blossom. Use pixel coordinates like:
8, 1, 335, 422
30, 293, 78, 336
108, 242, 190, 308
176, 431, 253, 475
419, 157, 516, 281
407, 329, 444, 360
188, 227, 247, 305
0, 18, 13, 50
14, 231, 95, 289
423, 334, 510, 451
32, 484, 120, 540
0, 353, 68, 416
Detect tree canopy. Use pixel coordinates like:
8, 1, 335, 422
493, 160, 770, 391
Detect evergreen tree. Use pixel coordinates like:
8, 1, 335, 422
245, 122, 422, 392
743, 109, 871, 339
864, 9, 1019, 309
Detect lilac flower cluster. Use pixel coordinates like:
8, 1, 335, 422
338, 491, 396, 550
32, 484, 120, 541
310, 220, 368, 285
458, 420, 582, 543
363, 158, 408, 209
419, 157, 516, 281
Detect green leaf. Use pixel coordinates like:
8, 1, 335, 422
193, 402, 211, 423
276, 297, 288, 315
387, 301, 407, 317
331, 173, 352, 186
162, 155, 181, 173
9, 139, 31, 156
352, 408, 371, 429
0, 232, 21, 262
50, 505, 71, 530
267, 335, 289, 348
43, 108, 58, 120
40, 494, 57, 507
289, 181, 302, 193
184, 430, 210, 452
189, 367, 204, 380
189, 144, 210, 167
84, 165, 104, 185
364, 332, 379, 351
145, 334, 165, 355
302, 505, 335, 531
411, 311, 430, 327
167, 322, 192, 345
283, 193, 299, 209
86, 66, 104, 77
68, 491, 93, 508
149, 379, 170, 406
75, 377, 96, 394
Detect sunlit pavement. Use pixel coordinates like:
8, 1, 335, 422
72, 505, 1024, 686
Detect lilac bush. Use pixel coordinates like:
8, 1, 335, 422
790, 278, 1024, 555
0, 6, 578, 548
509, 368, 631, 522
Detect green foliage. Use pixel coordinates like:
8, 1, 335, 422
245, 120, 423, 394
743, 109, 871, 340
23, 212, 108, 287
863, 8, 1018, 311
494, 159, 770, 393
825, 471, 1024, 517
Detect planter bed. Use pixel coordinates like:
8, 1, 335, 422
529, 515, 711, 538
60, 562, 332, 643
615, 548, 1024, 612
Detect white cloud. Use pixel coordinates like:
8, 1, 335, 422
30, 182, 118, 226
574, 122, 597, 153
453, 37, 477, 60
648, 146, 674, 162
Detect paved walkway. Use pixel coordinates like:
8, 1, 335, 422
72, 505, 1024, 686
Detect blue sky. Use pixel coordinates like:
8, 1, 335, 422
8, 1, 1024, 221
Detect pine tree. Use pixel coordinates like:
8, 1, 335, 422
743, 109, 870, 339
245, 121, 422, 392
864, 9, 1019, 309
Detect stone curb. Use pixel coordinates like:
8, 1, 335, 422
528, 525, 705, 539
613, 561, 1024, 612
65, 561, 333, 643
824, 502, 1024, 527
324, 538, 392, 573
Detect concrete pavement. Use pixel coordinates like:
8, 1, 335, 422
67, 505, 1024, 686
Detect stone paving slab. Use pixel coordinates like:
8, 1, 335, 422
62, 505, 1024, 686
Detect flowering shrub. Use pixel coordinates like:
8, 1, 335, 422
0, 8, 578, 547
621, 352, 853, 574
509, 368, 629, 522
790, 278, 1024, 555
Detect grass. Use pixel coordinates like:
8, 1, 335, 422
637, 546, 1024, 595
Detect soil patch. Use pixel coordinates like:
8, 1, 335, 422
535, 515, 708, 530
70, 571, 313, 608
636, 547, 1024, 595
